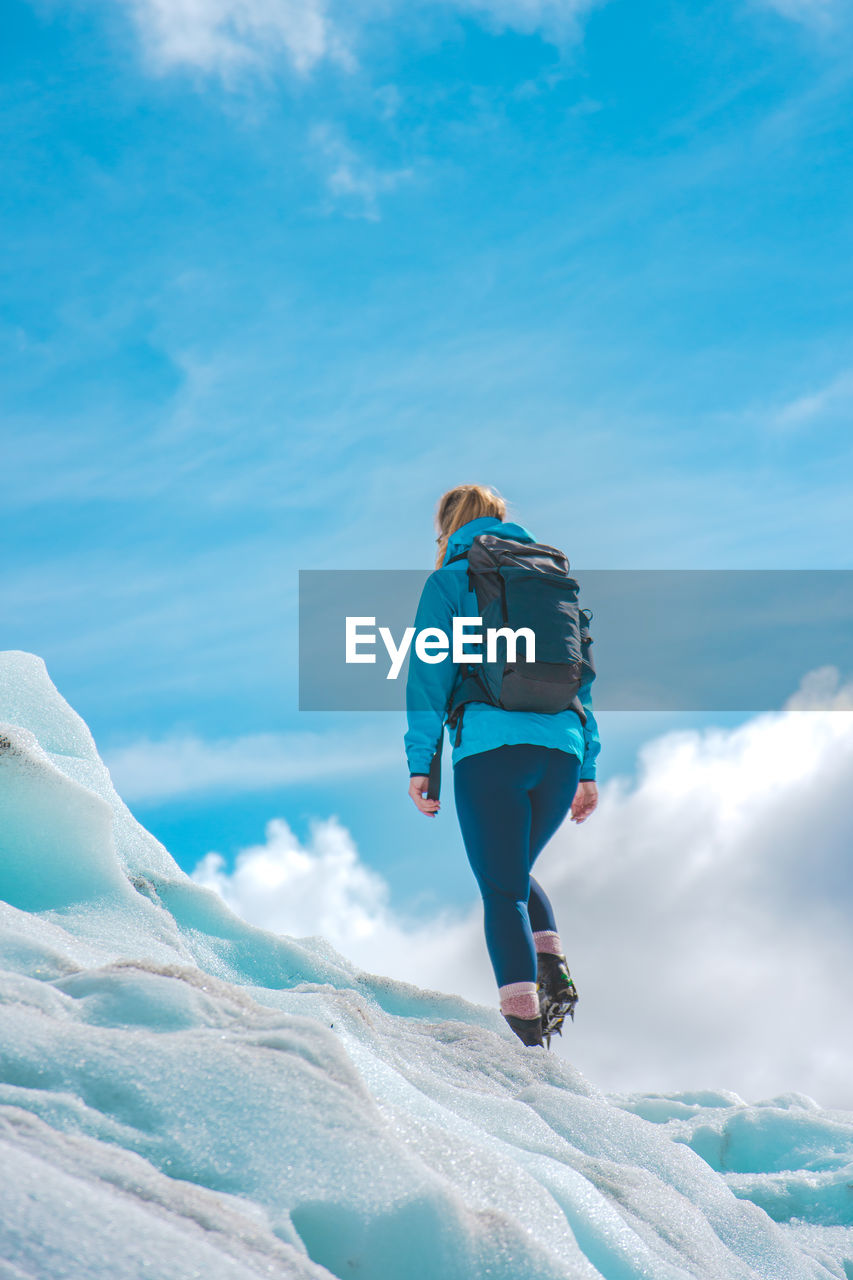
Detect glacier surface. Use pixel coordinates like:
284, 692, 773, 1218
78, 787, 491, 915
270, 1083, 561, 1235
0, 650, 851, 1280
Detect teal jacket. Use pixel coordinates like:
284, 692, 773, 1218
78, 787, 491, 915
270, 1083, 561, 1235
404, 516, 601, 779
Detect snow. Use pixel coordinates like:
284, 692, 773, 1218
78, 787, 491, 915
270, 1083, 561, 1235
1, 650, 851, 1280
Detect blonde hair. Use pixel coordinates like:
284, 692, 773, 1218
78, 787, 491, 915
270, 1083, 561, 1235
434, 484, 507, 569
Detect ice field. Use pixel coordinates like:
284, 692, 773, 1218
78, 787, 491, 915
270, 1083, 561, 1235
1, 650, 851, 1280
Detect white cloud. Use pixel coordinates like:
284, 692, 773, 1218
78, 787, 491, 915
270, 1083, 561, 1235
127, 0, 351, 76
124, 0, 602, 78
192, 815, 485, 994
104, 728, 399, 803
786, 664, 853, 708
192, 667, 853, 1108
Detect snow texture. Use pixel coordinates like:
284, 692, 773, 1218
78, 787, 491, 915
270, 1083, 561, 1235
0, 649, 851, 1280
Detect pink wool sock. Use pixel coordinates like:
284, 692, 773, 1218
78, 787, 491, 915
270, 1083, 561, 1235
533, 930, 564, 957
499, 981, 540, 1021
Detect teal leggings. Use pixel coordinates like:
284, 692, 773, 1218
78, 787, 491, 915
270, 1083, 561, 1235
453, 744, 581, 989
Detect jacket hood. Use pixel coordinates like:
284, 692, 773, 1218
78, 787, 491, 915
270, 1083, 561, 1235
442, 516, 534, 565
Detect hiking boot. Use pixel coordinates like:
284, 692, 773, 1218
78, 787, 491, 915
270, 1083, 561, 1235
537, 952, 579, 1047
502, 1013, 545, 1048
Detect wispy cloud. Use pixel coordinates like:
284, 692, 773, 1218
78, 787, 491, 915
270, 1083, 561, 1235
771, 367, 853, 431
715, 364, 853, 441
310, 124, 414, 221
193, 667, 853, 1108
104, 728, 398, 803
123, 0, 603, 80
758, 0, 841, 30
455, 0, 604, 42
121, 0, 849, 90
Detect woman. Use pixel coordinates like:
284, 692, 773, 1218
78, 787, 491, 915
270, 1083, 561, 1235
405, 484, 600, 1048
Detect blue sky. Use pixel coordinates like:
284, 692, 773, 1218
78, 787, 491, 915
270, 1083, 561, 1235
3, 0, 853, 914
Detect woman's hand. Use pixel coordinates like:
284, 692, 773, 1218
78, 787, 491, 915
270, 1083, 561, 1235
570, 780, 598, 823
409, 775, 440, 817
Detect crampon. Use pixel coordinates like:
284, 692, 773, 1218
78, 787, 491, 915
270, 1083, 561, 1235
537, 952, 579, 1049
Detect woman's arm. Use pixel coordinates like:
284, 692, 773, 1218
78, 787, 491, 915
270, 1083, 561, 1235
571, 681, 600, 822
577, 681, 600, 781
404, 570, 460, 782
409, 774, 439, 816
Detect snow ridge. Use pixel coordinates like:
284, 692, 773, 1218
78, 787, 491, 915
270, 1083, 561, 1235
0, 651, 851, 1280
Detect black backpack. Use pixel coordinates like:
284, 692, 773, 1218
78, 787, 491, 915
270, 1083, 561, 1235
426, 533, 594, 800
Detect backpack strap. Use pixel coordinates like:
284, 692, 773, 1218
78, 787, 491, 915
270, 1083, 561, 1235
447, 668, 491, 745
